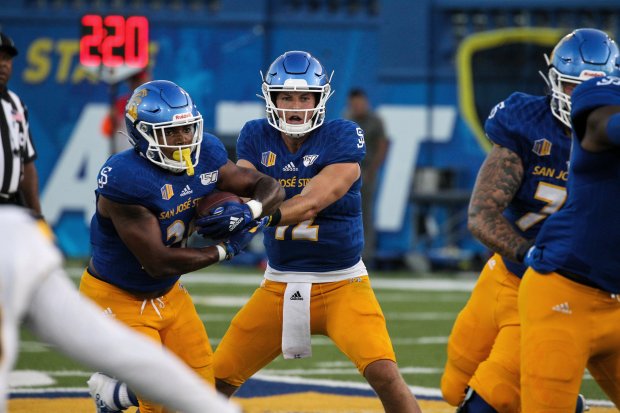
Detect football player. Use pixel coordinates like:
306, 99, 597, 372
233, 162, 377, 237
0, 206, 240, 413
440, 28, 620, 412
210, 51, 422, 413
79, 80, 284, 413
521, 74, 620, 409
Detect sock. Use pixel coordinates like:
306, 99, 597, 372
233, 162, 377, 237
457, 388, 498, 413
118, 382, 139, 408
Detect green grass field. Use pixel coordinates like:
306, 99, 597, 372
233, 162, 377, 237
12, 264, 613, 407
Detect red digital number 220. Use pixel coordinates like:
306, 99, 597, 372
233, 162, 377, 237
80, 15, 149, 68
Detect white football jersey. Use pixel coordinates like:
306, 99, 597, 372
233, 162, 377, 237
0, 206, 239, 413
0, 206, 62, 409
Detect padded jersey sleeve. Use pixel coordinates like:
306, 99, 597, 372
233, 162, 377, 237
319, 119, 366, 166
484, 93, 530, 156
236, 120, 261, 168
571, 76, 620, 139
200, 133, 230, 169
95, 154, 152, 206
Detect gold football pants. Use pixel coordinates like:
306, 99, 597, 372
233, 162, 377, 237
80, 270, 214, 413
214, 276, 396, 387
520, 269, 620, 412
441, 254, 521, 412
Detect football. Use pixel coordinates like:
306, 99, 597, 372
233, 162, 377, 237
195, 191, 243, 218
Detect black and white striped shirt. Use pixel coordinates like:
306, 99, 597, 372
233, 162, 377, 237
0, 88, 36, 198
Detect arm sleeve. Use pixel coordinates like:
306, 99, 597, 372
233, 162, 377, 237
95, 160, 150, 206
322, 120, 365, 165
26, 271, 240, 413
236, 122, 259, 167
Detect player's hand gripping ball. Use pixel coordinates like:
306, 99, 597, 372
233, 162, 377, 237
195, 191, 253, 240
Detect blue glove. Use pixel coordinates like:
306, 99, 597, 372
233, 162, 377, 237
220, 219, 265, 260
196, 202, 254, 240
523, 245, 555, 274
523, 245, 539, 268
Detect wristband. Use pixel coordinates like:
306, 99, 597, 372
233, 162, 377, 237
265, 208, 282, 227
516, 240, 535, 263
606, 112, 620, 145
246, 199, 263, 219
216, 244, 228, 262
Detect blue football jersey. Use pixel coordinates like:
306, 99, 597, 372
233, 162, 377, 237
237, 118, 365, 272
532, 76, 620, 293
484, 92, 571, 277
90, 134, 228, 292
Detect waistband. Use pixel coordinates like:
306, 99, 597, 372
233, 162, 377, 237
0, 192, 19, 204
556, 268, 601, 290
86, 261, 175, 300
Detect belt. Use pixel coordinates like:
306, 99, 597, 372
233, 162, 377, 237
0, 192, 18, 204
87, 261, 175, 300
556, 268, 601, 290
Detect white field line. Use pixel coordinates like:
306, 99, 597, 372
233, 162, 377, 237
200, 312, 456, 322
9, 370, 612, 407
66, 267, 476, 291
202, 336, 448, 346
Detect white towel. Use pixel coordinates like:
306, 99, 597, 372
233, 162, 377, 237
281, 282, 312, 359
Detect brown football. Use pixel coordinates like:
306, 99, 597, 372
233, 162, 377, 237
195, 191, 243, 218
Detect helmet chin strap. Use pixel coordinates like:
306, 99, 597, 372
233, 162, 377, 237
173, 148, 195, 176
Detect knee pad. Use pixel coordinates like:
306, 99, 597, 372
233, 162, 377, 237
457, 388, 498, 413
441, 373, 468, 406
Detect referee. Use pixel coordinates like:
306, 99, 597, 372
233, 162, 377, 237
0, 32, 41, 216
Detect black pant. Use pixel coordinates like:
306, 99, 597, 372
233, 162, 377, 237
0, 192, 23, 206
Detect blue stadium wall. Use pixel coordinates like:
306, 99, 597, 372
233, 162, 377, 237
1, 0, 618, 260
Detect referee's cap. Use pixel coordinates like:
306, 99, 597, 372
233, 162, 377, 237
0, 33, 18, 57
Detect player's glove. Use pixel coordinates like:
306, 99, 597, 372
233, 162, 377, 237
196, 201, 255, 240
515, 239, 535, 263
218, 219, 265, 261
523, 245, 538, 268
523, 245, 555, 274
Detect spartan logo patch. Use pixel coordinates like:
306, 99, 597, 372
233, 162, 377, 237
303, 154, 319, 166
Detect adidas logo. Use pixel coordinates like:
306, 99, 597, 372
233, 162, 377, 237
552, 302, 572, 315
229, 216, 243, 231
180, 185, 193, 197
282, 162, 298, 172
290, 290, 303, 300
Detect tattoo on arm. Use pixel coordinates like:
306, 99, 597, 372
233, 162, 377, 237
468, 145, 530, 261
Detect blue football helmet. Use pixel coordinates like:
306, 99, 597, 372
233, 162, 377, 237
261, 51, 334, 138
546, 28, 620, 128
125, 80, 203, 174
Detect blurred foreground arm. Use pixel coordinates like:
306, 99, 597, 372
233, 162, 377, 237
26, 270, 240, 413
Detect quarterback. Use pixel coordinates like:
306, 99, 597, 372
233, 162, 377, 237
212, 51, 422, 413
